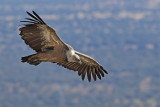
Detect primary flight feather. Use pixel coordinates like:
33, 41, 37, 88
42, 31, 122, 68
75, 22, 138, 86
19, 11, 108, 82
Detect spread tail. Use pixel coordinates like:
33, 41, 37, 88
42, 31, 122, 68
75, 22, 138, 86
21, 54, 41, 65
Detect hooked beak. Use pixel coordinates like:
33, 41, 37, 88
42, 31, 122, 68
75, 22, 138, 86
76, 58, 82, 64
79, 60, 82, 64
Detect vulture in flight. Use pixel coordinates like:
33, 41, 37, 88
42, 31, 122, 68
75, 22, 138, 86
19, 11, 108, 82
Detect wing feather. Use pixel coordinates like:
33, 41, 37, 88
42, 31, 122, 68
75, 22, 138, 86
78, 64, 87, 76
92, 67, 97, 81
98, 67, 104, 77
32, 11, 46, 24
20, 21, 37, 24
74, 64, 81, 70
56, 51, 107, 82
19, 11, 66, 52
100, 66, 108, 74
87, 66, 92, 82
95, 67, 101, 80
26, 11, 44, 24
25, 18, 39, 22
82, 66, 88, 80
76, 51, 108, 77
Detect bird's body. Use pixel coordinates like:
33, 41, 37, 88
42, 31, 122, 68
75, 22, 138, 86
19, 11, 108, 82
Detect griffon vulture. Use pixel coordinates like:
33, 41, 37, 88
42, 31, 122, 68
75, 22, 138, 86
19, 11, 108, 82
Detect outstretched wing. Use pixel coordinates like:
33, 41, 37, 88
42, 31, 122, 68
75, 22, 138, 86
19, 11, 65, 52
57, 51, 108, 82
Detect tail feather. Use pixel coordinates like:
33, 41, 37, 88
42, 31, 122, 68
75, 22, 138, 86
21, 54, 41, 66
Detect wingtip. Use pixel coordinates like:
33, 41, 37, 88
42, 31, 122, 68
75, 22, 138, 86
26, 11, 30, 14
32, 10, 36, 15
100, 66, 108, 74
93, 75, 97, 81
87, 77, 91, 82
95, 68, 102, 80
26, 11, 32, 17
26, 11, 35, 15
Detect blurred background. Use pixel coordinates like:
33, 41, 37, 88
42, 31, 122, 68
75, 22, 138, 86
0, 0, 160, 107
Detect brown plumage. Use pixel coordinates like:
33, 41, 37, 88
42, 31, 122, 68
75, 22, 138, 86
19, 11, 108, 82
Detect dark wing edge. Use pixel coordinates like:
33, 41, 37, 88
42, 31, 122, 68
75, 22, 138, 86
76, 51, 108, 82
19, 11, 67, 52
57, 51, 108, 82
20, 11, 46, 24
